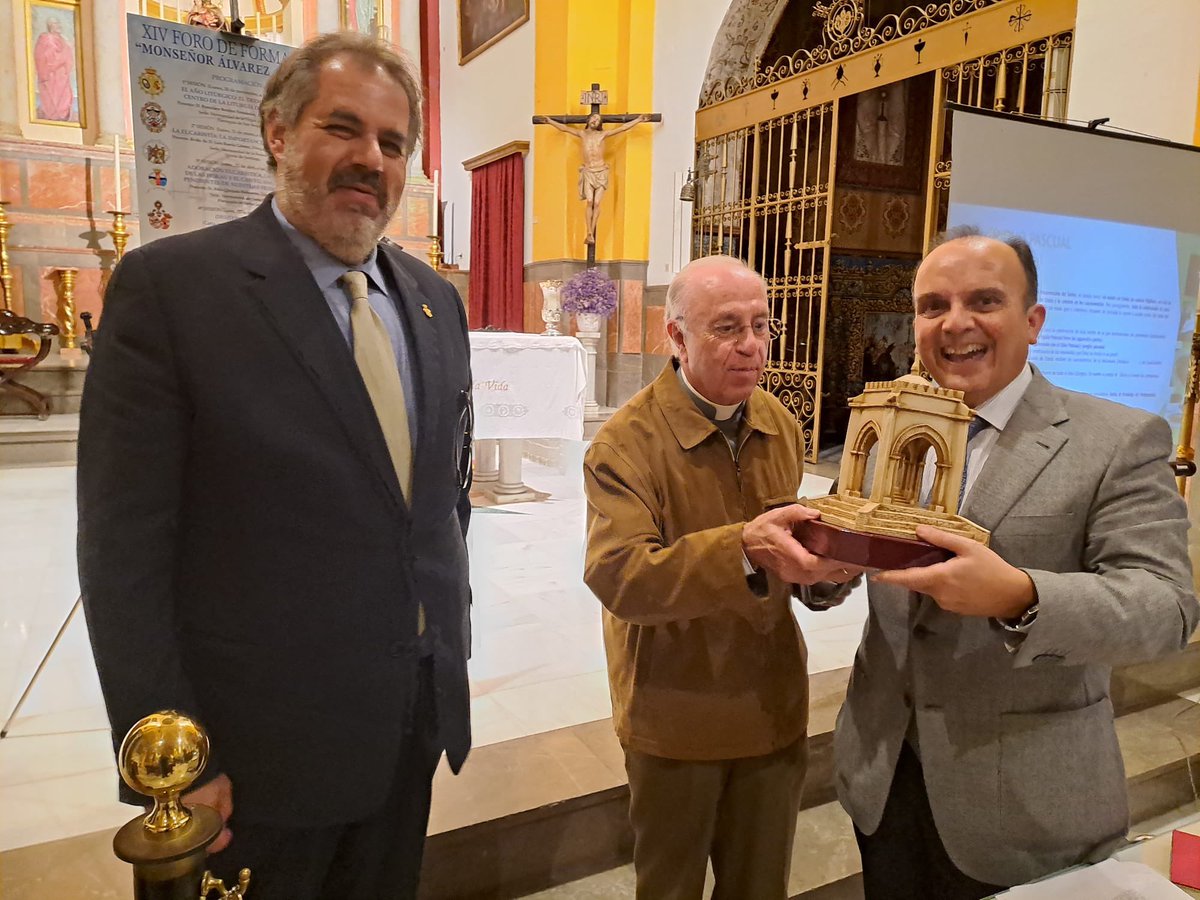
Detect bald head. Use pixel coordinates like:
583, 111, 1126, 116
665, 256, 767, 340
926, 226, 1039, 309
663, 256, 771, 405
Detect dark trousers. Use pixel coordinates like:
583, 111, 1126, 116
206, 659, 441, 900
855, 742, 1006, 900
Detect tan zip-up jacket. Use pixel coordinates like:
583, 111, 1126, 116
583, 362, 809, 760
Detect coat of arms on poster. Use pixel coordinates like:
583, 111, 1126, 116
26, 0, 86, 127
127, 14, 293, 241
458, 0, 528, 65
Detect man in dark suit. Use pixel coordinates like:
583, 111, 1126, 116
78, 32, 472, 900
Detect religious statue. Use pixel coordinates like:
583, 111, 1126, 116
186, 0, 227, 30
33, 17, 75, 122
533, 112, 651, 248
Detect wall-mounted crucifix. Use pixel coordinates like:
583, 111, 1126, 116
533, 83, 661, 264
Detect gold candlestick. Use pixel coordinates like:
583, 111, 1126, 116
0, 201, 13, 311
109, 209, 130, 260
52, 267, 79, 352
425, 234, 442, 272
101, 210, 131, 299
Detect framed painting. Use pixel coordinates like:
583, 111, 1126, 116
26, 0, 85, 127
459, 0, 528, 65
856, 311, 915, 383
835, 72, 932, 192
341, 0, 379, 35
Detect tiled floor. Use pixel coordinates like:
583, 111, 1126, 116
0, 445, 867, 854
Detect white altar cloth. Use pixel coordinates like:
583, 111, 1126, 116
468, 332, 586, 441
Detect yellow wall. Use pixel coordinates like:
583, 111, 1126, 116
532, 0, 655, 263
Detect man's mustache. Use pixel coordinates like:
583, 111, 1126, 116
327, 169, 386, 206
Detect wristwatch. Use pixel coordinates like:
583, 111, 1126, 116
1000, 602, 1040, 634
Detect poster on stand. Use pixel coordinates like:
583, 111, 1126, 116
126, 15, 293, 240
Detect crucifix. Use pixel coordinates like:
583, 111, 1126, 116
533, 83, 662, 264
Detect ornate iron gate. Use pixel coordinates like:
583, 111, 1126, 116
693, 0, 1078, 462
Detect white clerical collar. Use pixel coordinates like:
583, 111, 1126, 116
971, 363, 1033, 431
677, 364, 743, 421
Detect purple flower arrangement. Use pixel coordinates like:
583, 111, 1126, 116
561, 268, 618, 319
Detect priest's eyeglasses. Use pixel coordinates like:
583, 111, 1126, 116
706, 317, 786, 344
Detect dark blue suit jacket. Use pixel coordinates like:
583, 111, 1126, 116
78, 197, 473, 827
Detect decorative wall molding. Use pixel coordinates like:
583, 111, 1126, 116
701, 0, 1009, 109
700, 0, 789, 106
462, 140, 530, 172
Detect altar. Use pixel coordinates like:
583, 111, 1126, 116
468, 332, 586, 503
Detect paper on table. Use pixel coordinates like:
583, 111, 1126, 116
1001, 859, 1192, 899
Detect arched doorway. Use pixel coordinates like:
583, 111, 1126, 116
844, 418, 879, 498
887, 425, 950, 509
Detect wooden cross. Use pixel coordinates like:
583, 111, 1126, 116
534, 83, 662, 127
533, 83, 662, 264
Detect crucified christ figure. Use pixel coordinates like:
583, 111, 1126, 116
534, 112, 651, 246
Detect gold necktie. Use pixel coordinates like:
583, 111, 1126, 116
341, 271, 424, 635
341, 270, 413, 502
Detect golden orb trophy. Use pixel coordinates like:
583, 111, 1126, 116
112, 710, 251, 899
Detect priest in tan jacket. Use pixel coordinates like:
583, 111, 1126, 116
584, 255, 860, 900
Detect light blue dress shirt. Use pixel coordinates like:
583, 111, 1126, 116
271, 198, 418, 442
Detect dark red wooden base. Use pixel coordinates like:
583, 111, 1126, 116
795, 518, 952, 570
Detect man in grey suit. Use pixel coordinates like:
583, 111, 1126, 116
834, 227, 1199, 898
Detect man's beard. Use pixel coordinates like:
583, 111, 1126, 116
277, 149, 398, 265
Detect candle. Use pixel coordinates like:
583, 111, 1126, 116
113, 139, 122, 211
432, 168, 440, 235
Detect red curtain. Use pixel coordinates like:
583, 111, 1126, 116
468, 153, 525, 331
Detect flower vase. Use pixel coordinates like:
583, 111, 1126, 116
575, 312, 603, 334
539, 280, 563, 336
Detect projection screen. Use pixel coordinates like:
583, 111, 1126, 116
946, 104, 1200, 441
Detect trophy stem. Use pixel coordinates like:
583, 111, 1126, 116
113, 711, 253, 899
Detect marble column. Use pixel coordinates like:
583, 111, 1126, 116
576, 323, 602, 417
473, 438, 499, 484
0, 0, 23, 135
90, 0, 128, 145
489, 438, 537, 503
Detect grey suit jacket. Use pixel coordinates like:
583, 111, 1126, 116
834, 369, 1198, 886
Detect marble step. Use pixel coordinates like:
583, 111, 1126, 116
515, 693, 1200, 900
418, 642, 1200, 899
0, 413, 79, 467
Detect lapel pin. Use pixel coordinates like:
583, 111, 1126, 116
422, 304, 433, 318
